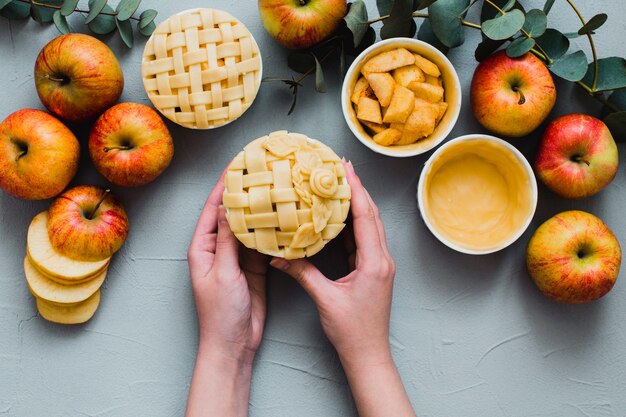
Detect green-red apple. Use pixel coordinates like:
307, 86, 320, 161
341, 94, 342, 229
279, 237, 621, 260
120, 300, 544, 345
88, 103, 174, 187
259, 0, 347, 49
48, 186, 129, 262
34, 33, 124, 122
470, 51, 556, 137
0, 109, 79, 200
535, 114, 618, 199
526, 210, 621, 304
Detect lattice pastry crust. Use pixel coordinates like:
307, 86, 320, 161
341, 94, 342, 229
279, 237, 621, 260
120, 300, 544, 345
223, 131, 351, 259
142, 8, 262, 129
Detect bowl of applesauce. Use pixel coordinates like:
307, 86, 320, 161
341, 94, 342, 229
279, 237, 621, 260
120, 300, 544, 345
417, 134, 537, 254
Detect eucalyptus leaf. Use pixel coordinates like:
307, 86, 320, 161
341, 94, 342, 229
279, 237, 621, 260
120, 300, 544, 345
61, 0, 79, 16
288, 51, 316, 74
602, 89, 626, 118
313, 54, 326, 93
475, 37, 505, 61
0, 1, 30, 19
139, 20, 155, 36
581, 57, 626, 92
522, 9, 547, 38
413, 0, 436, 10
139, 8, 157, 29
116, 0, 141, 22
32, 0, 63, 23
53, 10, 70, 33
535, 28, 569, 60
85, 0, 107, 24
603, 111, 626, 142
549, 50, 588, 81
0, 0, 12, 10
543, 0, 555, 15
481, 0, 523, 24
506, 37, 535, 57
501, 0, 516, 12
88, 3, 115, 34
377, 0, 393, 16
339, 40, 346, 77
578, 13, 607, 35
343, 0, 368, 47
482, 9, 525, 41
116, 16, 133, 47
418, 19, 449, 54
563, 32, 582, 38
380, 0, 414, 40
428, 0, 470, 48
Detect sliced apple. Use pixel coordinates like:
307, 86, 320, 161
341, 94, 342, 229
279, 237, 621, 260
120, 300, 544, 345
36, 290, 101, 324
27, 211, 110, 282
24, 256, 106, 305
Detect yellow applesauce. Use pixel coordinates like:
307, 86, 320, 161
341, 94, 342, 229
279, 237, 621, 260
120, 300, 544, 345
422, 138, 534, 252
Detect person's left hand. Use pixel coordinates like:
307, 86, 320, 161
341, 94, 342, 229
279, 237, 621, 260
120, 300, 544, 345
187, 171, 268, 361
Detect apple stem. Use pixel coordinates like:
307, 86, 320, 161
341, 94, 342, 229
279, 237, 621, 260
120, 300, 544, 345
512, 86, 526, 105
572, 155, 591, 166
88, 189, 110, 220
298, 0, 307, 5
103, 146, 131, 152
15, 150, 27, 162
44, 74, 67, 83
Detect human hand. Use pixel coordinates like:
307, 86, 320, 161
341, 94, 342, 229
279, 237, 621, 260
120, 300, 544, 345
269, 161, 396, 369
187, 170, 268, 362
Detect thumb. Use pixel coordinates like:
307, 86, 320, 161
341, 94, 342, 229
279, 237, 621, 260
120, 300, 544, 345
214, 206, 239, 271
270, 258, 329, 302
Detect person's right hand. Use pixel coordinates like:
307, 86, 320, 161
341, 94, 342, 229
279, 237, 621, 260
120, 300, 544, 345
269, 161, 396, 368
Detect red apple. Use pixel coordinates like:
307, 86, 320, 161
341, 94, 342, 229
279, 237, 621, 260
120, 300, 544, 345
526, 210, 621, 304
470, 51, 556, 137
0, 109, 79, 200
34, 34, 124, 122
535, 114, 618, 199
48, 186, 129, 262
259, 0, 347, 49
88, 103, 174, 187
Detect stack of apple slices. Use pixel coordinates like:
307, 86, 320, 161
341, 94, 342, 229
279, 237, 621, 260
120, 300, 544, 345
24, 186, 129, 324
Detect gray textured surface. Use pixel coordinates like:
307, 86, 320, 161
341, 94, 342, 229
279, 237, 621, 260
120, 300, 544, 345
1, 1, 625, 416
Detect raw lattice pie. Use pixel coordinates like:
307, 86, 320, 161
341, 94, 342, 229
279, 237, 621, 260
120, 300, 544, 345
141, 8, 262, 129
223, 131, 351, 259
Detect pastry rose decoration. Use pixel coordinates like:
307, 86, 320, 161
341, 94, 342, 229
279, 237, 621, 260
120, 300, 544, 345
309, 168, 339, 198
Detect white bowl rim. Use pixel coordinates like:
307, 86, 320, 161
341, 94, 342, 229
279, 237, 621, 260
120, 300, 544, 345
416, 134, 538, 255
341, 37, 461, 158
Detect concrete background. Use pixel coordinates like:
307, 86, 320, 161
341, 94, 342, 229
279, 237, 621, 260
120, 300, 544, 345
1, 1, 625, 416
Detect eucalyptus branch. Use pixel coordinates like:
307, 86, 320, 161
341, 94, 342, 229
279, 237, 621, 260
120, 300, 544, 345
368, 12, 481, 30
565, 0, 599, 91
16, 0, 141, 21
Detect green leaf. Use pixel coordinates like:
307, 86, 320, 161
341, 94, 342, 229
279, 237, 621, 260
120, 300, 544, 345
116, 16, 133, 47
581, 57, 626, 92
380, 0, 414, 40
602, 89, 626, 118
428, 0, 470, 48
506, 37, 535, 57
61, 0, 78, 16
53, 10, 70, 33
501, 0, 516, 12
549, 50, 588, 81
344, 0, 368, 47
474, 37, 505, 61
522, 9, 547, 38
115, 0, 141, 21
32, 0, 63, 23
481, 0, 523, 24
0, 0, 30, 19
313, 54, 326, 93
603, 112, 626, 142
413, 0, 436, 10
139, 20, 155, 36
377, 0, 393, 15
482, 9, 525, 41
563, 31, 582, 38
418, 19, 449, 54
0, 0, 14, 9
85, 0, 107, 24
139, 8, 157, 29
339, 40, 346, 77
88, 3, 116, 34
347, 25, 375, 56
535, 28, 569, 60
578, 13, 607, 35
543, 0, 555, 15
288, 51, 316, 74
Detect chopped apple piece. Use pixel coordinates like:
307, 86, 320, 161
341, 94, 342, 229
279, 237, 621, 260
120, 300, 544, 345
413, 54, 441, 77
401, 106, 438, 143
24, 256, 106, 305
362, 47, 415, 73
351, 76, 370, 104
435, 102, 448, 123
392, 65, 425, 87
357, 97, 383, 124
27, 211, 110, 282
361, 120, 388, 134
373, 128, 402, 146
383, 85, 415, 124
424, 74, 442, 86
365, 72, 395, 107
36, 290, 101, 324
408, 81, 444, 103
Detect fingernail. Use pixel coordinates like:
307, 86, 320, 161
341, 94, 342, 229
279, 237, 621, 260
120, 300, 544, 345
270, 258, 288, 270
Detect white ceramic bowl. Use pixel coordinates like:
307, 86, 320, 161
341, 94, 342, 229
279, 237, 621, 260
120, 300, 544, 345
417, 134, 538, 255
341, 38, 461, 157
